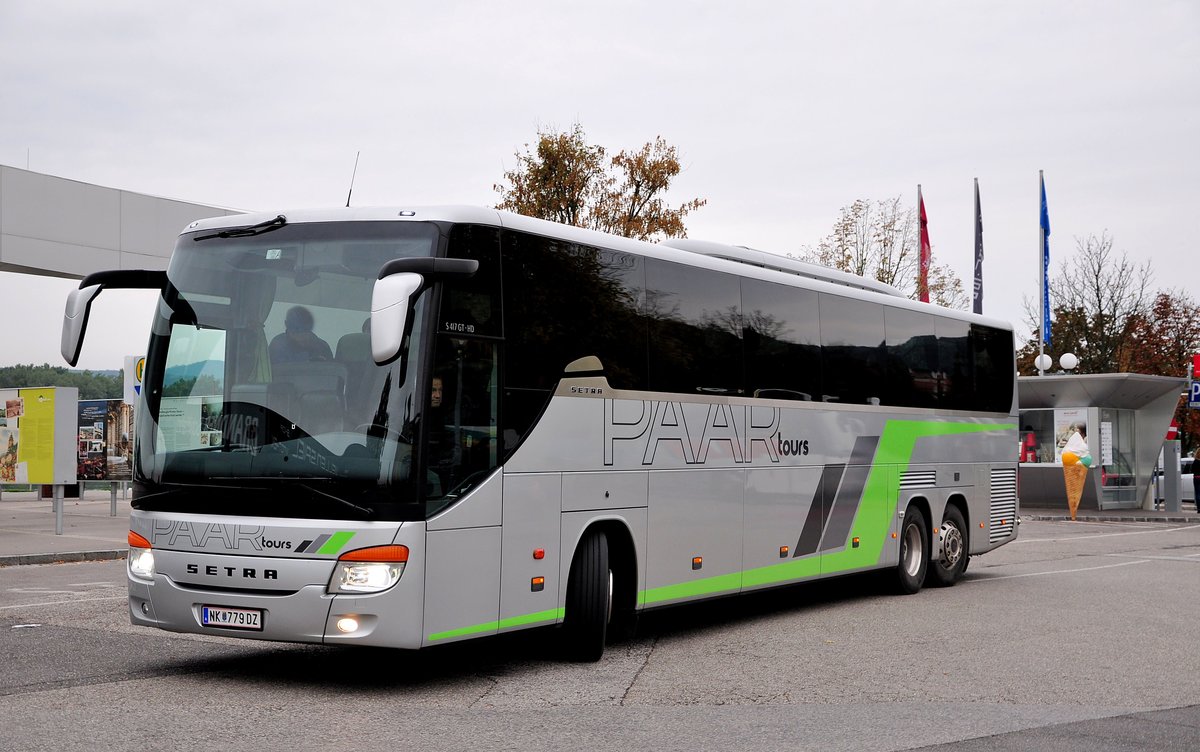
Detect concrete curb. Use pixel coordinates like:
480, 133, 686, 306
0, 550, 127, 568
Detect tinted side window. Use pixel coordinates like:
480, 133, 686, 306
936, 317, 971, 409
819, 294, 885, 405
501, 232, 646, 391
443, 224, 501, 338
645, 259, 743, 395
971, 324, 1015, 413
741, 279, 821, 401
883, 307, 939, 408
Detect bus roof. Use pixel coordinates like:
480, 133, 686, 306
180, 206, 1014, 332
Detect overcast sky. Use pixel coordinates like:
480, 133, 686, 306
2, 1, 1197, 371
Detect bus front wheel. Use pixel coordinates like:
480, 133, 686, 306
562, 529, 611, 662
893, 506, 928, 594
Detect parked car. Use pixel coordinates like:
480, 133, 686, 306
1153, 457, 1195, 503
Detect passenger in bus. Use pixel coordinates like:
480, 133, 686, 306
269, 306, 333, 364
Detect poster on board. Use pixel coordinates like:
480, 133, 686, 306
76, 399, 135, 481
0, 387, 77, 485
1052, 408, 1088, 464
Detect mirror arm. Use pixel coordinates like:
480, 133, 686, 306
61, 270, 169, 367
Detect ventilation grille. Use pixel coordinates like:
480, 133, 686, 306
989, 467, 1018, 543
899, 470, 937, 489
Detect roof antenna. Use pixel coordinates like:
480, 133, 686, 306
345, 151, 360, 207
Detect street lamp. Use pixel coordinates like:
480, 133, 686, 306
1059, 352, 1078, 371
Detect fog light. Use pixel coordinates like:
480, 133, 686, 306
336, 617, 359, 633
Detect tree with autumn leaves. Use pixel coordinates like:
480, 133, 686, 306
1017, 232, 1200, 454
798, 196, 969, 309
494, 123, 706, 242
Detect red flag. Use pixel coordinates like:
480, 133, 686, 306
918, 186, 931, 303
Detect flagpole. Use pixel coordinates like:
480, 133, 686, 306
917, 184, 928, 303
1038, 169, 1045, 375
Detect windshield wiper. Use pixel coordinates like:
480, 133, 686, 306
194, 214, 287, 242
291, 481, 374, 518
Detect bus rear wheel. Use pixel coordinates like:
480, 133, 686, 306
893, 506, 928, 595
562, 529, 611, 662
927, 505, 968, 587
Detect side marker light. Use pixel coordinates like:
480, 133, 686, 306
852, 537, 860, 548
533, 548, 545, 560
891, 532, 898, 539
779, 546, 789, 558
692, 556, 703, 570
531, 577, 545, 592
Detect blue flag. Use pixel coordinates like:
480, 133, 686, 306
1040, 173, 1051, 345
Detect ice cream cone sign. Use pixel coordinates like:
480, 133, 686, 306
1062, 423, 1092, 521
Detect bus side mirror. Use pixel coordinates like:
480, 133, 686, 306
370, 257, 479, 366
61, 285, 103, 367
60, 269, 168, 367
371, 273, 424, 365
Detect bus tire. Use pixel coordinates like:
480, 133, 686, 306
562, 529, 610, 662
927, 505, 968, 587
893, 505, 928, 595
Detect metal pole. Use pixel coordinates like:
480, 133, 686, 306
110, 483, 118, 517
54, 484, 63, 536
1037, 171, 1045, 376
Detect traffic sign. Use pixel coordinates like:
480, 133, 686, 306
1190, 380, 1200, 409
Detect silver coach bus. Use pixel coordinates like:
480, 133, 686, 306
62, 207, 1019, 661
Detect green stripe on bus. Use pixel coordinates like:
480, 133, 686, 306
430, 420, 1014, 636
643, 420, 1014, 603
316, 531, 355, 555
427, 607, 565, 642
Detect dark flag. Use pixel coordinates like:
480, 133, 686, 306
973, 178, 984, 314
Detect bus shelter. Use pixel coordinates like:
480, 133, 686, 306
1017, 373, 1186, 511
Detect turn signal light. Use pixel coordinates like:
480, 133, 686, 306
129, 531, 152, 548
338, 545, 409, 562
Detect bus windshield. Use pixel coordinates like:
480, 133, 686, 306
133, 220, 440, 521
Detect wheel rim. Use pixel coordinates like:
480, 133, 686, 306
939, 522, 964, 571
902, 522, 923, 577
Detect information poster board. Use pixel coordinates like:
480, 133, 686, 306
76, 399, 135, 481
0, 387, 78, 485
1052, 408, 1088, 464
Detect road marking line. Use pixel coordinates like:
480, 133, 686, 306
0, 595, 125, 611
1106, 553, 1200, 564
972, 559, 1149, 582
1015, 525, 1198, 543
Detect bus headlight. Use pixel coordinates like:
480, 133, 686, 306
328, 545, 409, 594
128, 531, 155, 581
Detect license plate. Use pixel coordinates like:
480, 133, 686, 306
201, 605, 263, 631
